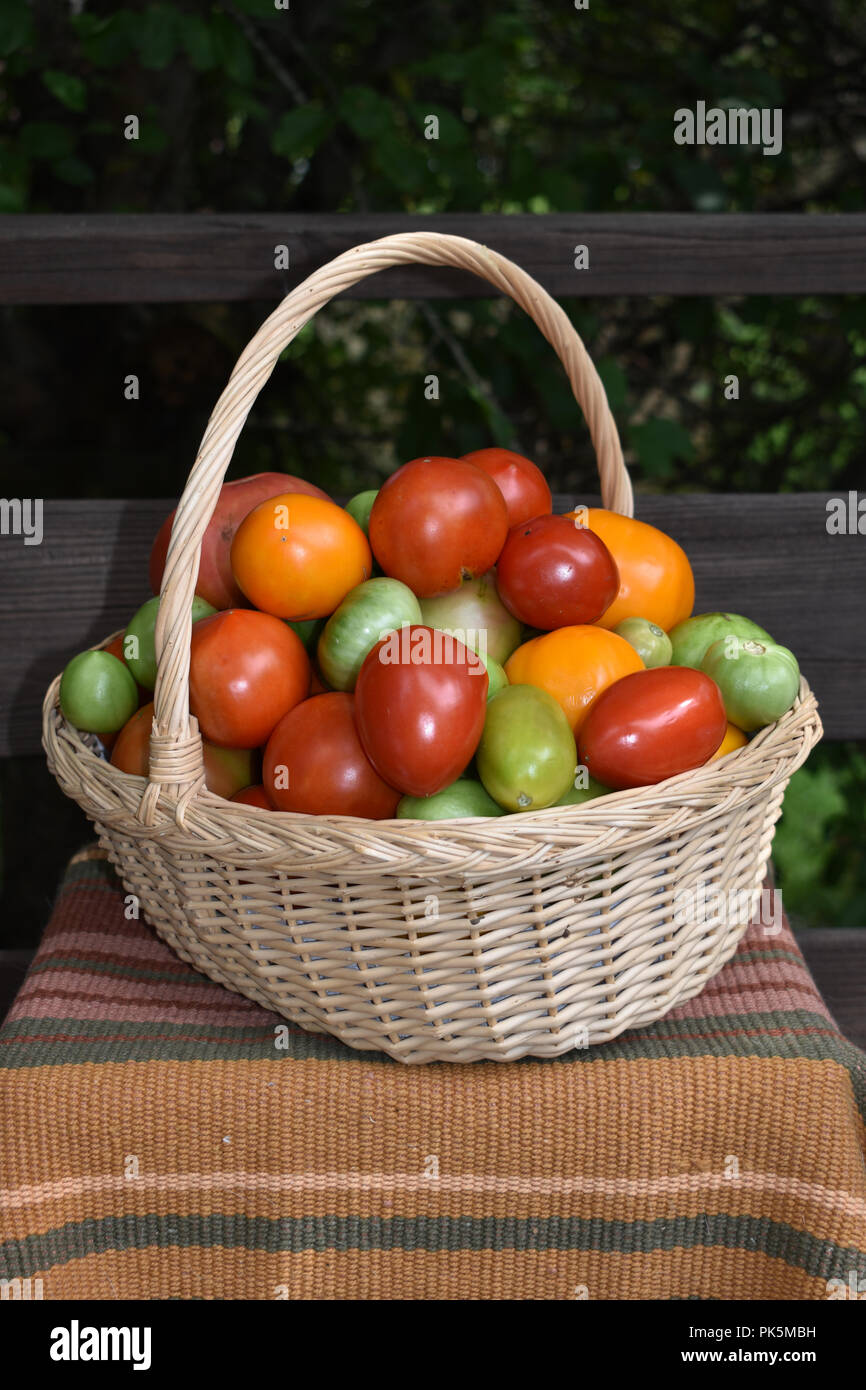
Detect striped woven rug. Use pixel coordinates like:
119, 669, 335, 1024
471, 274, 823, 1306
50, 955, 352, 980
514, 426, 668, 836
1, 845, 864, 1301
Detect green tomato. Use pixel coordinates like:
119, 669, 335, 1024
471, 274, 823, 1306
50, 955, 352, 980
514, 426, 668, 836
477, 684, 576, 813
344, 490, 378, 536
419, 570, 522, 666
701, 639, 800, 732
554, 775, 611, 807
669, 612, 774, 670
317, 577, 421, 691
396, 778, 505, 821
615, 617, 672, 668
123, 594, 216, 690
60, 649, 139, 734
481, 650, 508, 700
285, 617, 325, 652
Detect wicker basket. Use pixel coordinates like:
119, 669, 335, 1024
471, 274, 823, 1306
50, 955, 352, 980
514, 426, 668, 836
43, 232, 821, 1063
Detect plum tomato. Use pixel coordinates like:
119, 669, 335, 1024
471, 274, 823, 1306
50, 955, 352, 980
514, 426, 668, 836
354, 624, 489, 796
110, 701, 256, 799
578, 666, 727, 790
189, 608, 310, 748
150, 472, 329, 611
461, 447, 552, 528
496, 514, 619, 629
231, 493, 372, 620
368, 456, 508, 598
263, 692, 400, 818
477, 684, 576, 812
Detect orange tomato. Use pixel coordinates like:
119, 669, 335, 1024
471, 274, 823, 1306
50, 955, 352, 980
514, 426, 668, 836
710, 722, 749, 761
504, 625, 643, 735
231, 492, 372, 620
565, 508, 694, 632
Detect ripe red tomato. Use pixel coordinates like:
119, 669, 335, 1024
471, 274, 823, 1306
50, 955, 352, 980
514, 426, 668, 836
496, 514, 620, 629
263, 692, 400, 818
354, 624, 489, 796
368, 456, 508, 597
150, 472, 330, 611
110, 702, 256, 798
462, 448, 552, 528
189, 609, 310, 748
578, 667, 727, 789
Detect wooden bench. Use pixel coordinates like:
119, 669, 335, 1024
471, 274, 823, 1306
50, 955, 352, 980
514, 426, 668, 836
1, 212, 863, 1043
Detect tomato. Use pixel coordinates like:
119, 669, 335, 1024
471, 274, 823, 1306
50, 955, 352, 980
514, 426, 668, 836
344, 490, 378, 536
419, 569, 522, 665
567, 508, 695, 632
396, 778, 505, 820
578, 667, 727, 789
189, 608, 310, 747
230, 784, 273, 809
496, 514, 619, 629
710, 722, 749, 761
481, 651, 508, 699
354, 624, 488, 796
504, 625, 643, 735
554, 775, 610, 806
461, 447, 552, 528
284, 617, 324, 651
263, 692, 400, 818
669, 611, 774, 669
701, 639, 800, 732
150, 472, 329, 611
614, 617, 672, 668
369, 456, 508, 597
60, 649, 139, 734
111, 701, 255, 798
477, 684, 576, 812
317, 577, 421, 692
232, 493, 371, 620
123, 594, 216, 690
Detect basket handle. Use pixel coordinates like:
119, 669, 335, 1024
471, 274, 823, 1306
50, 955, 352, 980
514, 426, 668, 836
143, 232, 632, 820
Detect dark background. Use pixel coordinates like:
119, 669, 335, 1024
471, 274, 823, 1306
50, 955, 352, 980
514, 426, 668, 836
1, 0, 865, 935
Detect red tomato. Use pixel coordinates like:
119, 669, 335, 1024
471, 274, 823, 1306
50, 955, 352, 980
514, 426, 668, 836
263, 692, 400, 818
496, 514, 620, 629
369, 456, 508, 597
578, 667, 727, 790
354, 625, 488, 796
189, 609, 310, 748
462, 447, 552, 528
150, 472, 330, 611
110, 701, 256, 798
230, 784, 274, 809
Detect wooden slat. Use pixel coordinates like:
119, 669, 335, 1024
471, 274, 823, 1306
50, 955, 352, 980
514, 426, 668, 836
1, 492, 862, 755
1, 214, 866, 303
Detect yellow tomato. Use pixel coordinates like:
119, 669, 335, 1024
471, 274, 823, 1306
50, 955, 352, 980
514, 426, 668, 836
566, 508, 695, 632
710, 722, 749, 761
505, 625, 643, 735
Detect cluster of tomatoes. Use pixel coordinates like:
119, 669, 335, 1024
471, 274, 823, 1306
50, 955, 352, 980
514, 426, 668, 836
58, 448, 801, 821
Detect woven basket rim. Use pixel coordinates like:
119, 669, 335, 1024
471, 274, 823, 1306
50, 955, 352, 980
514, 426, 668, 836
43, 671, 821, 877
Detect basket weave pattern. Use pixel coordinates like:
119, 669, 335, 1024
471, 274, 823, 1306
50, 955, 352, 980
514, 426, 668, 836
43, 234, 821, 1063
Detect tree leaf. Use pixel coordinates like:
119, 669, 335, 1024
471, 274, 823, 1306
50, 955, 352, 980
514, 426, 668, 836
42, 71, 87, 113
